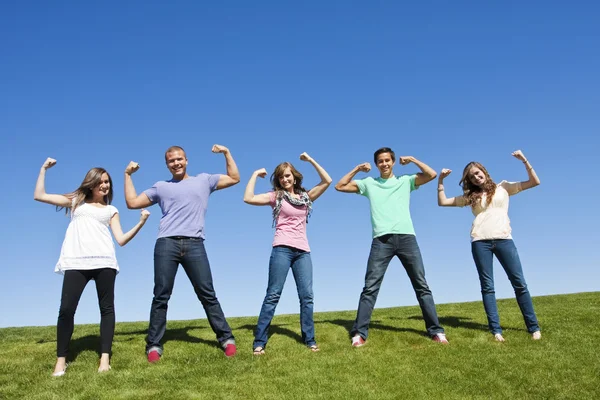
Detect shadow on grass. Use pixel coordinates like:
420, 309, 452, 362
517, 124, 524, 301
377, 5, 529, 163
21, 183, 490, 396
37, 334, 106, 362
115, 325, 219, 349
404, 315, 494, 332
320, 319, 428, 339
237, 323, 304, 345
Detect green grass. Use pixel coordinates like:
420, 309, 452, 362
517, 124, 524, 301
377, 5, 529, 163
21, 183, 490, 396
1, 292, 599, 399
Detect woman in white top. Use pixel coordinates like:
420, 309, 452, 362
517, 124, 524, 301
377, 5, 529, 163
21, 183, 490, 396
437, 150, 541, 342
34, 158, 150, 376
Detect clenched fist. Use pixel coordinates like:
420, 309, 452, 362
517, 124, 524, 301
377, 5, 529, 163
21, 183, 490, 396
140, 209, 150, 222
357, 162, 371, 173
255, 168, 268, 178
212, 144, 229, 154
42, 158, 57, 170
125, 161, 140, 175
439, 168, 452, 180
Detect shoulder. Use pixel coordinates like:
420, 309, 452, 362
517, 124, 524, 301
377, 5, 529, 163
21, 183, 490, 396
497, 180, 521, 195
150, 180, 169, 188
397, 174, 415, 182
358, 176, 375, 185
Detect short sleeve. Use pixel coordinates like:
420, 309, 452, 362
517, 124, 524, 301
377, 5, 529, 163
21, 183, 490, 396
407, 174, 418, 191
207, 174, 221, 192
454, 195, 468, 207
499, 180, 522, 196
143, 184, 160, 204
268, 191, 277, 207
109, 205, 119, 217
355, 179, 368, 196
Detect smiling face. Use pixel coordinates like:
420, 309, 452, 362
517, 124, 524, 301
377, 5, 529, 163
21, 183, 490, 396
468, 166, 487, 187
166, 149, 188, 179
278, 167, 295, 192
91, 172, 111, 200
271, 162, 304, 194
376, 152, 395, 178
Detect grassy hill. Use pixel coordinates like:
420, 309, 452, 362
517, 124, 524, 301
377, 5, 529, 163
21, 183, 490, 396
1, 292, 598, 399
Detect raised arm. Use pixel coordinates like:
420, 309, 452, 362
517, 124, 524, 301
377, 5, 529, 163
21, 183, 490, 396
124, 161, 153, 209
334, 163, 371, 193
437, 168, 463, 207
243, 168, 272, 206
212, 144, 240, 190
512, 150, 540, 191
110, 209, 150, 246
300, 152, 332, 201
399, 156, 437, 186
33, 158, 72, 208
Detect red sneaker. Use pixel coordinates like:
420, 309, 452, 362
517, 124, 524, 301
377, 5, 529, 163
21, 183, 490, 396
351, 335, 366, 347
224, 343, 237, 357
432, 333, 449, 344
147, 350, 161, 363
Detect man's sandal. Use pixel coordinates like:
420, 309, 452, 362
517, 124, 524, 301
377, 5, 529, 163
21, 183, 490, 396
253, 347, 265, 355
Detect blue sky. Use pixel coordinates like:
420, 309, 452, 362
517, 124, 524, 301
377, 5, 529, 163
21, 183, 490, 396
1, 1, 598, 328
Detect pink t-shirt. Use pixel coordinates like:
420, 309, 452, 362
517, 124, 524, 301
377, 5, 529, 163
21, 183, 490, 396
269, 191, 310, 252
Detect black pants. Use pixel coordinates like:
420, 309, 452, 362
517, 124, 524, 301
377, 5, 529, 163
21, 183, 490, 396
57, 268, 116, 357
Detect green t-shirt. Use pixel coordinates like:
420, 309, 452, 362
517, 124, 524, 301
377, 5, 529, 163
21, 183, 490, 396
355, 174, 418, 238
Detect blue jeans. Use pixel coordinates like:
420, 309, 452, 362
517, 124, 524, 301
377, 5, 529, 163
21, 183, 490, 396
146, 237, 234, 354
352, 234, 444, 339
471, 239, 540, 334
253, 246, 315, 349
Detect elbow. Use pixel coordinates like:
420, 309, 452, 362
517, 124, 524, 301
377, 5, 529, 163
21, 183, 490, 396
125, 199, 136, 209
243, 197, 251, 204
430, 171, 438, 180
334, 183, 344, 192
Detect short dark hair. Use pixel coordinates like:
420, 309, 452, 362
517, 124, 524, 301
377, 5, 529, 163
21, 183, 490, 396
165, 146, 186, 160
374, 147, 395, 163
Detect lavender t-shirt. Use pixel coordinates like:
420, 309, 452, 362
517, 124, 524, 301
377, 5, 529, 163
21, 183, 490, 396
144, 173, 221, 239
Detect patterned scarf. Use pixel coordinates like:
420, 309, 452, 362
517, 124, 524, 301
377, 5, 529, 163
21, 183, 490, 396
272, 190, 313, 228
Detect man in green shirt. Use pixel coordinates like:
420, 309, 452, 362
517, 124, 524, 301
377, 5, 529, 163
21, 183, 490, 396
335, 147, 448, 347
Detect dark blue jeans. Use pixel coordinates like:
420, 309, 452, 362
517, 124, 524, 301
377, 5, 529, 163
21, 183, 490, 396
146, 237, 234, 354
253, 246, 315, 349
471, 239, 540, 334
352, 234, 444, 339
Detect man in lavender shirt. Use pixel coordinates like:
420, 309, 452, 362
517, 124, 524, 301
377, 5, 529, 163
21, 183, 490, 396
125, 144, 240, 361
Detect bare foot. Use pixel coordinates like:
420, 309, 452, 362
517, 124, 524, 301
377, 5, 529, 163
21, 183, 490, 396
98, 353, 111, 373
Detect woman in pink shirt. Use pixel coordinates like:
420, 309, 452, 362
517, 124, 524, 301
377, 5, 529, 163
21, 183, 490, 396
244, 152, 332, 354
437, 150, 541, 342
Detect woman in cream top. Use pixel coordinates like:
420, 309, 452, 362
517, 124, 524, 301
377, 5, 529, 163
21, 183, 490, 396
437, 150, 542, 342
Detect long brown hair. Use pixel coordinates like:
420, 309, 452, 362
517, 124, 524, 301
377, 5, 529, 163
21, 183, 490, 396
270, 162, 307, 195
459, 162, 496, 207
59, 168, 114, 214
